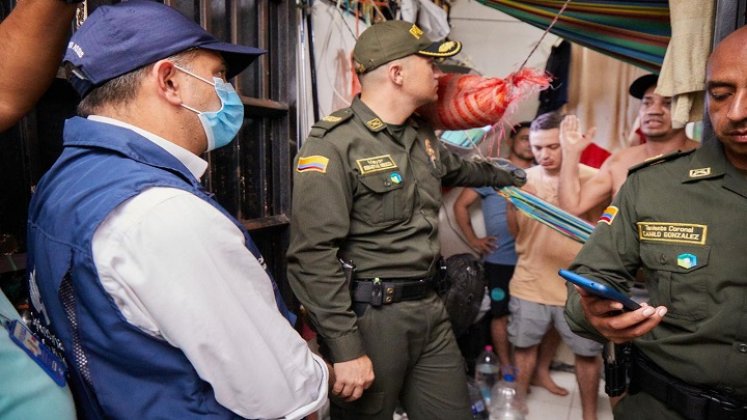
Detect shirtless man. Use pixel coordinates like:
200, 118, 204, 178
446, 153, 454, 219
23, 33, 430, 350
558, 74, 700, 215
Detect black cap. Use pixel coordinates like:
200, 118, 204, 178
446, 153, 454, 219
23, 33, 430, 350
628, 74, 659, 99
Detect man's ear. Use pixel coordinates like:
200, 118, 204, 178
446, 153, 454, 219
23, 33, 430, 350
388, 61, 404, 86
153, 60, 182, 106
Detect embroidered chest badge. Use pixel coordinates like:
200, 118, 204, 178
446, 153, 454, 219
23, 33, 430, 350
677, 253, 698, 269
356, 155, 398, 175
637, 222, 708, 245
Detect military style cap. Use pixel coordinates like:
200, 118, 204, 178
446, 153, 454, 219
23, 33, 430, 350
352, 20, 462, 74
629, 74, 659, 99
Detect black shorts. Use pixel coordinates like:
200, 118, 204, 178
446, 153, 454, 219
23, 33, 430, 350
485, 262, 515, 317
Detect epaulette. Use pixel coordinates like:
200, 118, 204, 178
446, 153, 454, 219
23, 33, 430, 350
627, 149, 696, 175
308, 108, 354, 138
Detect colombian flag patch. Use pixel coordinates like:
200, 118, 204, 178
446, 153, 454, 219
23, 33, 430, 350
598, 206, 619, 225
296, 155, 329, 173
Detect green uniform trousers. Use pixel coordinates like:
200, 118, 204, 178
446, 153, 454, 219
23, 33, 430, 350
614, 391, 685, 420
329, 291, 472, 420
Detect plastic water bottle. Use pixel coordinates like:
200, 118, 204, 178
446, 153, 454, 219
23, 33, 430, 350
489, 370, 525, 420
474, 345, 500, 406
467, 378, 489, 419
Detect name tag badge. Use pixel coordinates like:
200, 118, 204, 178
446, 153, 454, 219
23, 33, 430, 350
6, 319, 67, 386
356, 155, 398, 175
637, 222, 707, 245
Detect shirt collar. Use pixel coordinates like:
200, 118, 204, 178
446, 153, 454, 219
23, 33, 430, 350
682, 139, 726, 183
351, 97, 388, 133
351, 96, 422, 130
683, 138, 747, 198
87, 115, 208, 179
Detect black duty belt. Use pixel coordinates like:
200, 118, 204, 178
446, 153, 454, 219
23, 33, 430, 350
630, 348, 747, 420
352, 278, 432, 306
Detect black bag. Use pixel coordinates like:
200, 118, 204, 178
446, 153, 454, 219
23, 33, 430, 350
438, 254, 486, 337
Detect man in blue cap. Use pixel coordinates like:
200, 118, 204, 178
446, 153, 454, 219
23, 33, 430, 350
26, 1, 329, 418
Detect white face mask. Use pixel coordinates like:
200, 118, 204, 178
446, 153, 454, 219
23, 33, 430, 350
174, 65, 244, 152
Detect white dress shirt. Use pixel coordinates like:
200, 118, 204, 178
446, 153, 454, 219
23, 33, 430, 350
89, 116, 328, 419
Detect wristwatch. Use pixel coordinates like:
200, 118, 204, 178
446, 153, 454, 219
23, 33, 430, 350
491, 158, 528, 187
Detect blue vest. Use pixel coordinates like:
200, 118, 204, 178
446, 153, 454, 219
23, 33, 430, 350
27, 117, 293, 419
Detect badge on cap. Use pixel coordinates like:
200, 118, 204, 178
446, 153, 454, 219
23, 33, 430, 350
409, 24, 424, 39
439, 41, 457, 53
677, 253, 698, 269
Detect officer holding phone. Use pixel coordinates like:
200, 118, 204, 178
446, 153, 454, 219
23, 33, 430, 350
564, 26, 747, 420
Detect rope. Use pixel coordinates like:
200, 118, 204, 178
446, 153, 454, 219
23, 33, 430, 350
518, 0, 573, 71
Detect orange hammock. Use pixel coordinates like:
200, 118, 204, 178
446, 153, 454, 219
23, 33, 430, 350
417, 68, 551, 130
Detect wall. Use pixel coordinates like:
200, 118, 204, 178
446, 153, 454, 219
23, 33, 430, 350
298, 1, 364, 139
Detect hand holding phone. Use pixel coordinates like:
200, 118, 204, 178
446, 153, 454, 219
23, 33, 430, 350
559, 269, 640, 311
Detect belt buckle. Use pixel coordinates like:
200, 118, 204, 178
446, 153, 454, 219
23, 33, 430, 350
703, 392, 745, 420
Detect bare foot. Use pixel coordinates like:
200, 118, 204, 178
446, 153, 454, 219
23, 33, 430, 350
531, 374, 569, 396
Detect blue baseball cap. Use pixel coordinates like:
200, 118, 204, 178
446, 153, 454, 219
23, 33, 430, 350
64, 0, 265, 97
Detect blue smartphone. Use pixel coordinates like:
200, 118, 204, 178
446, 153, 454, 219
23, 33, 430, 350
558, 269, 641, 311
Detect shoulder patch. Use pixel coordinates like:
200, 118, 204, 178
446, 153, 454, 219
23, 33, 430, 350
297, 155, 330, 173
627, 149, 695, 175
308, 108, 354, 138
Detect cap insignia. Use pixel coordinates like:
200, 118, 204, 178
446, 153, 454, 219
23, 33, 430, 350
439, 41, 456, 53
409, 24, 424, 39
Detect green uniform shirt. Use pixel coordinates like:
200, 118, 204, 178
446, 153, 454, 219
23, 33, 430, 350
288, 97, 516, 362
565, 139, 747, 399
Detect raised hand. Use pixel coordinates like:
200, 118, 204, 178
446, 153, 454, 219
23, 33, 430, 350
560, 115, 596, 155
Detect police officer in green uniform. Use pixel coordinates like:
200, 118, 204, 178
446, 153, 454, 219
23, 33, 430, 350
564, 26, 747, 420
287, 20, 527, 420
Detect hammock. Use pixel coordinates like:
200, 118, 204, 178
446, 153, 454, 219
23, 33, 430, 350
476, 0, 670, 73
498, 186, 594, 244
